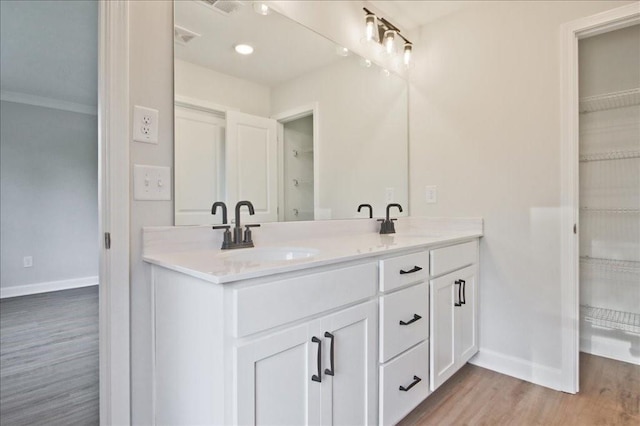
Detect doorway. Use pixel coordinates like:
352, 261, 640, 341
560, 3, 640, 393
577, 24, 640, 364
0, 0, 100, 423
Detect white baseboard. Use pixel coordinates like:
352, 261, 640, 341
581, 337, 640, 365
469, 348, 563, 391
0, 276, 99, 299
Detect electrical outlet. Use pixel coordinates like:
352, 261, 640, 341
133, 106, 159, 144
23, 256, 33, 268
134, 164, 171, 201
425, 185, 437, 204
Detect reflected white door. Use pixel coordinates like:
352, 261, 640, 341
174, 106, 225, 225
226, 111, 278, 223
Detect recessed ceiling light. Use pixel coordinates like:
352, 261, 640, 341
234, 44, 254, 55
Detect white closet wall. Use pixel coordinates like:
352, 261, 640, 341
578, 25, 640, 364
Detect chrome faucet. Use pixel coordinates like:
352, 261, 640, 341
212, 200, 260, 249
379, 203, 402, 234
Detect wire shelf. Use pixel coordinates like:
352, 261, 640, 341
579, 150, 640, 162
579, 88, 640, 113
581, 305, 640, 334
580, 256, 640, 274
580, 207, 640, 214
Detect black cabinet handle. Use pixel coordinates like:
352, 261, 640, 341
454, 280, 462, 307
399, 375, 422, 392
311, 336, 322, 383
399, 314, 422, 326
400, 266, 423, 275
460, 279, 466, 305
324, 332, 335, 376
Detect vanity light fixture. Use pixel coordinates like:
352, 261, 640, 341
363, 7, 414, 66
234, 44, 254, 55
403, 42, 413, 66
384, 29, 397, 54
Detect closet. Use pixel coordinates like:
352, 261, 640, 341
578, 24, 640, 364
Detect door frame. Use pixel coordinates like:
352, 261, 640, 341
98, 1, 130, 424
559, 1, 639, 394
272, 103, 320, 221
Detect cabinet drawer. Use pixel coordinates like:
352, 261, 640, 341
234, 263, 377, 337
379, 251, 428, 292
430, 241, 477, 277
379, 341, 430, 426
380, 283, 429, 363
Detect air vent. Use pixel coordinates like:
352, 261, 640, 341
201, 0, 245, 16
174, 25, 201, 45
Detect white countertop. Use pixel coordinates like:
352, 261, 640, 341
143, 217, 483, 284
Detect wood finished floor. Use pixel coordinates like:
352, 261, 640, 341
399, 353, 640, 426
0, 286, 99, 425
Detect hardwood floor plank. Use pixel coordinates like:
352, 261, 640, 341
399, 353, 640, 426
0, 286, 99, 425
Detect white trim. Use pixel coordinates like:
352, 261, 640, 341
0, 276, 99, 299
272, 103, 321, 220
469, 350, 563, 391
560, 2, 640, 395
0, 90, 97, 116
98, 1, 130, 425
174, 94, 236, 117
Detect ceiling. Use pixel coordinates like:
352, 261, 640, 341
0, 0, 98, 106
369, 1, 476, 32
174, 1, 343, 87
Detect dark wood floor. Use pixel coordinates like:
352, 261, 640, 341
399, 353, 640, 426
0, 286, 99, 425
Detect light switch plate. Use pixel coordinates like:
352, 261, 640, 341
134, 165, 171, 201
425, 185, 437, 203
133, 106, 159, 144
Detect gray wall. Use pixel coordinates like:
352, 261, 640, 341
0, 101, 98, 288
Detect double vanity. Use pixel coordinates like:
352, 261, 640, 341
143, 217, 482, 425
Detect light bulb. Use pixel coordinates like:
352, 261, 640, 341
384, 30, 396, 54
253, 3, 270, 15
403, 43, 413, 66
365, 14, 377, 42
234, 44, 254, 55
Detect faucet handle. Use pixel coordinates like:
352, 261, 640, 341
212, 225, 232, 249
212, 225, 230, 230
243, 224, 260, 244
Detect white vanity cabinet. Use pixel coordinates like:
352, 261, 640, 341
236, 300, 378, 426
147, 226, 482, 426
378, 251, 431, 426
429, 241, 479, 391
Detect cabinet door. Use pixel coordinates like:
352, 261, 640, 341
236, 323, 321, 425
320, 301, 378, 426
456, 265, 478, 365
429, 273, 457, 391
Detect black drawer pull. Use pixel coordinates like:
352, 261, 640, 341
454, 280, 462, 307
399, 375, 422, 392
399, 314, 422, 326
311, 336, 322, 383
400, 266, 423, 275
324, 332, 335, 376
460, 279, 466, 305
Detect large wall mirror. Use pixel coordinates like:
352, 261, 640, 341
173, 0, 408, 225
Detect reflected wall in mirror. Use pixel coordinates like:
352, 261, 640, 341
174, 0, 408, 225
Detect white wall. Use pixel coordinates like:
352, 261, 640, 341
0, 101, 98, 291
129, 2, 174, 424
407, 1, 633, 388
272, 56, 408, 219
175, 59, 271, 117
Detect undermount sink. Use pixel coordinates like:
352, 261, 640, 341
220, 247, 319, 262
